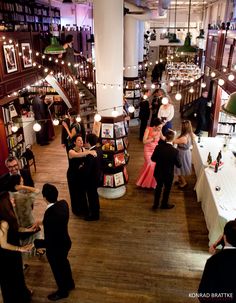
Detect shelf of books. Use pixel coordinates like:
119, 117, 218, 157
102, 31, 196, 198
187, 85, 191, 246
124, 78, 141, 119
93, 116, 129, 188
1, 99, 27, 168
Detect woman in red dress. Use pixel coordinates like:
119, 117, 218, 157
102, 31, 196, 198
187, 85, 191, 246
136, 118, 165, 189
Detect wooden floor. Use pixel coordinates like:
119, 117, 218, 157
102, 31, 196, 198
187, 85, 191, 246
2, 117, 210, 303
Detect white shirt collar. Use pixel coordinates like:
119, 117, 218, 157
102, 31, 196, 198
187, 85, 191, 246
166, 142, 173, 145
46, 203, 54, 210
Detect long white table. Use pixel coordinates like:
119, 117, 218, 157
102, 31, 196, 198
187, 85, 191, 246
192, 137, 236, 245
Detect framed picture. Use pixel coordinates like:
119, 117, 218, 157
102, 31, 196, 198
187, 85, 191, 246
210, 41, 217, 61
102, 139, 115, 151
114, 121, 126, 138
114, 172, 124, 187
21, 43, 32, 68
114, 152, 125, 167
103, 175, 114, 187
222, 44, 231, 68
116, 138, 124, 151
3, 44, 18, 73
125, 90, 134, 98
101, 123, 114, 138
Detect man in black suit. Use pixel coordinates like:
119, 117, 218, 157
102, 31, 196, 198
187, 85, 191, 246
198, 220, 236, 302
84, 133, 103, 221
151, 130, 181, 209
0, 155, 34, 192
35, 183, 74, 301
194, 91, 209, 135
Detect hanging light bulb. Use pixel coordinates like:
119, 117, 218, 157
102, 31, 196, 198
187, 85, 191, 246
143, 84, 147, 89
201, 82, 206, 88
170, 81, 174, 87
76, 115, 81, 122
189, 87, 194, 93
210, 71, 216, 78
190, 78, 194, 83
228, 74, 235, 81
94, 113, 101, 122
218, 79, 225, 86
143, 95, 148, 100
151, 84, 155, 89
223, 68, 227, 72
52, 119, 59, 126
11, 124, 18, 133
175, 93, 182, 101
128, 105, 135, 113
33, 122, 41, 132
111, 108, 119, 117
162, 97, 169, 105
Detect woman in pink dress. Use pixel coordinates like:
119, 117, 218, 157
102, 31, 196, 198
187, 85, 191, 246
136, 118, 165, 189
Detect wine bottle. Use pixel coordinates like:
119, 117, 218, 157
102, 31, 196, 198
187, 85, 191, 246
214, 161, 219, 173
207, 152, 212, 165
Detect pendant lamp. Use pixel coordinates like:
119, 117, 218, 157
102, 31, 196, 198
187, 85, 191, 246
169, 0, 181, 43
222, 92, 236, 118
44, 0, 66, 55
177, 0, 197, 55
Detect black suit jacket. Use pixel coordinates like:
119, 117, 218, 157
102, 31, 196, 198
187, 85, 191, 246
42, 200, 71, 251
0, 168, 34, 192
85, 146, 103, 187
151, 142, 181, 179
198, 249, 236, 302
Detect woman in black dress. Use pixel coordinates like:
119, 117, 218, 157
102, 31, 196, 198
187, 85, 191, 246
67, 135, 97, 216
0, 191, 34, 303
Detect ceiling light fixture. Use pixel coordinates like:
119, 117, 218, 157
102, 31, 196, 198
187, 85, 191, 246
169, 0, 181, 43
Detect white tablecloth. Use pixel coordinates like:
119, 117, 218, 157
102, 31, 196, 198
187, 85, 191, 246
193, 137, 236, 245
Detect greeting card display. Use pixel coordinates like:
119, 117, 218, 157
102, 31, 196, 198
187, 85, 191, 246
123, 137, 129, 148
114, 152, 125, 167
102, 139, 115, 151
125, 90, 134, 98
114, 172, 124, 187
116, 138, 124, 151
101, 123, 114, 138
92, 121, 102, 137
103, 175, 114, 187
103, 153, 113, 168
114, 121, 126, 138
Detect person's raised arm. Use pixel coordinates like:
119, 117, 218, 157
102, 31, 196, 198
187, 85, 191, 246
143, 128, 153, 144
68, 149, 97, 159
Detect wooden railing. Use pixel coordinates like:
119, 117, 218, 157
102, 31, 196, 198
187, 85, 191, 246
35, 54, 96, 113
179, 75, 204, 116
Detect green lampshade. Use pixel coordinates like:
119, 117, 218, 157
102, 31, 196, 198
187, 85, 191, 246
222, 92, 236, 117
169, 33, 181, 43
44, 37, 66, 55
177, 33, 197, 54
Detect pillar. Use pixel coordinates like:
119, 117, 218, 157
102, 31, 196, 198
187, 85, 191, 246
93, 0, 126, 199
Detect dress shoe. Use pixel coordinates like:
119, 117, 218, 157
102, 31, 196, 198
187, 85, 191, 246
67, 281, 75, 291
47, 291, 68, 301
84, 215, 99, 221
160, 204, 175, 209
152, 204, 159, 210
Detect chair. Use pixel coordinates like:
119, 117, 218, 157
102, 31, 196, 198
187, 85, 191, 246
23, 144, 36, 172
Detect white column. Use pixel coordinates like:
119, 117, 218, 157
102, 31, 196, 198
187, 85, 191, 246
138, 21, 144, 63
124, 15, 139, 78
93, 0, 123, 117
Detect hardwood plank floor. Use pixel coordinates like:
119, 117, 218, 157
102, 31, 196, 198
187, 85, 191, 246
3, 120, 210, 303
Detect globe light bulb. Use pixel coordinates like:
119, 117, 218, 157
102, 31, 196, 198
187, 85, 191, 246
76, 115, 81, 123
170, 81, 174, 87
175, 93, 182, 101
189, 88, 194, 93
33, 122, 41, 132
228, 74, 235, 81
151, 84, 155, 89
201, 82, 206, 88
52, 119, 59, 126
162, 97, 169, 105
218, 79, 225, 86
94, 113, 101, 122
11, 124, 18, 133
210, 72, 216, 78
128, 105, 135, 113
111, 108, 119, 118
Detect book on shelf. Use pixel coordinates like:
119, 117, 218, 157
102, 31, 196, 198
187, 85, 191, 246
114, 172, 124, 187
102, 139, 115, 151
101, 123, 114, 138
125, 90, 134, 98
114, 152, 125, 167
116, 138, 124, 151
103, 174, 114, 187
114, 121, 126, 138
